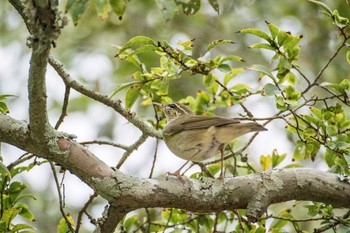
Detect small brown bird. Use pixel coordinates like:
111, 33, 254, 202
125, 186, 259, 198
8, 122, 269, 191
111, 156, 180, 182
156, 103, 267, 179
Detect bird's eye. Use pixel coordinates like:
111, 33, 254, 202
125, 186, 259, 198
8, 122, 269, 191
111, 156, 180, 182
169, 104, 177, 109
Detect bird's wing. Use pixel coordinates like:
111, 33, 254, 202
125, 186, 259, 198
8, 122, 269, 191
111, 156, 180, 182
163, 116, 240, 135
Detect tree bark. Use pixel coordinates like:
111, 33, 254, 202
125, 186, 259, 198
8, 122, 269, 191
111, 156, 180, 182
1, 113, 350, 228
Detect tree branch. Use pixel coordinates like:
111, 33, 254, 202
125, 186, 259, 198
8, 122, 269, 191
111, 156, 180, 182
1, 113, 350, 232
9, 0, 65, 143
48, 55, 162, 139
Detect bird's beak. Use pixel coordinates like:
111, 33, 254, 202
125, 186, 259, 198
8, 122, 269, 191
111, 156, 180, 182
153, 102, 165, 109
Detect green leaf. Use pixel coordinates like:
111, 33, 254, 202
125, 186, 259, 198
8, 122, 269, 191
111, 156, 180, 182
310, 107, 322, 119
346, 50, 350, 64
324, 149, 336, 167
208, 0, 219, 14
263, 83, 280, 96
285, 72, 298, 85
305, 204, 318, 216
249, 43, 276, 51
110, 81, 144, 98
248, 64, 275, 80
9, 181, 28, 195
117, 36, 156, 55
266, 21, 279, 40
277, 31, 293, 47
95, 0, 109, 20
125, 84, 142, 109
0, 102, 9, 113
207, 163, 221, 175
293, 140, 306, 160
340, 79, 350, 90
221, 55, 244, 63
284, 163, 304, 168
12, 223, 35, 231
260, 155, 272, 171
239, 28, 271, 42
275, 96, 287, 110
70, 0, 89, 25
203, 74, 219, 94
155, 0, 178, 20
284, 85, 301, 102
272, 151, 286, 168
0, 94, 15, 101
1, 208, 22, 227
217, 64, 231, 72
57, 214, 75, 233
0, 161, 11, 178
308, 0, 332, 17
326, 125, 338, 136
109, 0, 127, 19
207, 39, 235, 51
65, 0, 76, 12
123, 215, 139, 231
223, 68, 244, 85
176, 0, 201, 15
15, 203, 35, 221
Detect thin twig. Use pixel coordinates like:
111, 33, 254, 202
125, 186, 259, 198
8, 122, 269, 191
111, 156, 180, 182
116, 134, 148, 169
75, 192, 98, 233
302, 35, 350, 95
49, 162, 75, 232
48, 55, 162, 139
55, 85, 71, 130
149, 139, 159, 178
80, 140, 129, 150
7, 154, 35, 170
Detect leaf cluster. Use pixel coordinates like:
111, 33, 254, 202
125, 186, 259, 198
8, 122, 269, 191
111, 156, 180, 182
0, 157, 36, 232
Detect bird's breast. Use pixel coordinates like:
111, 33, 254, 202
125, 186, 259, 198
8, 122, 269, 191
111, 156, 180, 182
163, 128, 223, 162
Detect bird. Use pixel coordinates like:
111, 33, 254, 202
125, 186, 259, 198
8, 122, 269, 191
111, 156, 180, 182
155, 102, 267, 179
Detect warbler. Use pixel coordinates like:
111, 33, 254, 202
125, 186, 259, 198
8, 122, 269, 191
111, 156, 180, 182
156, 103, 267, 179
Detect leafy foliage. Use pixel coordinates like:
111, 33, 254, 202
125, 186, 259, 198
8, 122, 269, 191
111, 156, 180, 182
65, 0, 220, 24
2, 0, 350, 232
109, 1, 350, 232
0, 156, 36, 232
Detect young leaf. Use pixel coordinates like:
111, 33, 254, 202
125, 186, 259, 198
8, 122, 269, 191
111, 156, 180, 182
0, 161, 11, 178
176, 0, 201, 15
249, 43, 276, 51
248, 64, 275, 80
308, 0, 333, 17
109, 0, 127, 19
110, 81, 143, 98
155, 0, 178, 20
125, 84, 142, 109
260, 155, 272, 171
263, 83, 280, 96
266, 21, 279, 40
57, 214, 75, 233
207, 39, 234, 51
208, 0, 219, 14
117, 36, 156, 55
272, 151, 286, 168
70, 0, 89, 25
221, 55, 244, 63
238, 28, 271, 42
11, 223, 35, 232
95, 0, 109, 20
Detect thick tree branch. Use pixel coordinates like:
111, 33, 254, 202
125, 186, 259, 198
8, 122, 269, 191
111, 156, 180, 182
1, 113, 350, 231
9, 0, 64, 143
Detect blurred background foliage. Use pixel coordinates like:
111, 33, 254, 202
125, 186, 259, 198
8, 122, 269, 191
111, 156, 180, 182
1, 0, 350, 232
